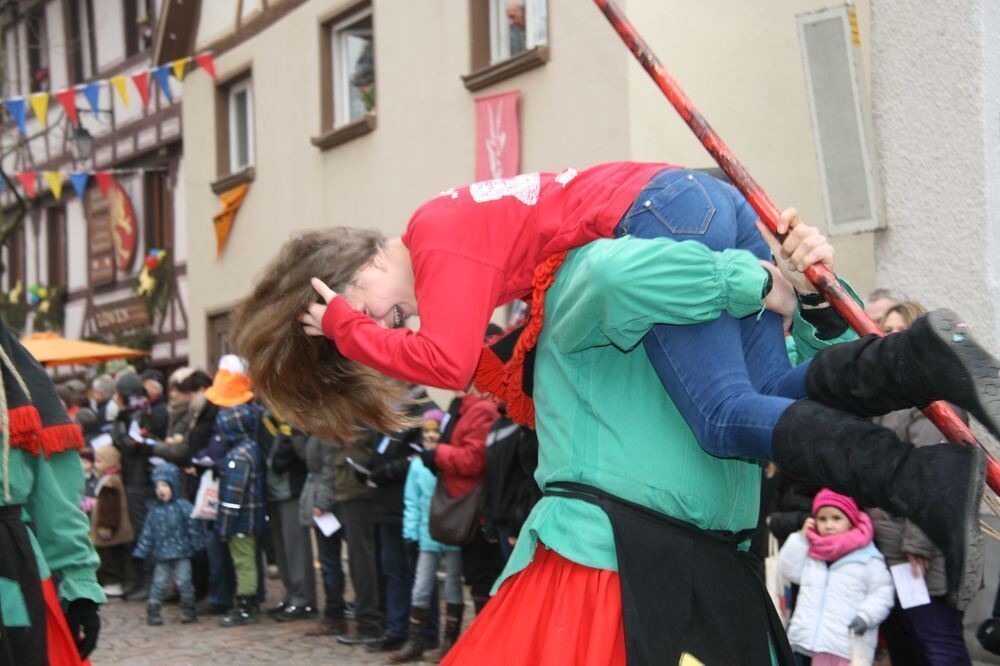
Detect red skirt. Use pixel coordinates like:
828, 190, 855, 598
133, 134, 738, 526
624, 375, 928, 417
42, 578, 89, 666
442, 545, 627, 665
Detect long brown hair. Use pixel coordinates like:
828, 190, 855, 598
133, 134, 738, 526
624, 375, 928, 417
232, 228, 411, 443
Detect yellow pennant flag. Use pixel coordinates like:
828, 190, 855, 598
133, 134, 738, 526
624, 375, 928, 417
42, 171, 65, 201
110, 75, 130, 109
42, 171, 64, 200
172, 57, 191, 81
29, 92, 49, 129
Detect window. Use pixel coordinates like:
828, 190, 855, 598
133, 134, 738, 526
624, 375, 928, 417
331, 7, 375, 129
68, 0, 97, 84
124, 0, 155, 57
206, 311, 233, 372
46, 207, 66, 289
144, 170, 173, 254
228, 79, 254, 172
26, 9, 49, 93
489, 0, 546, 65
797, 6, 880, 234
464, 0, 549, 91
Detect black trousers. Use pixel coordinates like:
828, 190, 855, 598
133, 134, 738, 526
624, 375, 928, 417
0, 506, 45, 666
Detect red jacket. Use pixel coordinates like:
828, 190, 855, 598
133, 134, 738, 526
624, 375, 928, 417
323, 161, 673, 390
432, 396, 500, 499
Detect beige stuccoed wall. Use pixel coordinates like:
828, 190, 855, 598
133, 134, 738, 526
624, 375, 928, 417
623, 0, 877, 294
184, 0, 632, 367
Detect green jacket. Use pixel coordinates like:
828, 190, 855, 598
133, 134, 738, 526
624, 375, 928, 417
497, 236, 852, 592
5, 445, 105, 605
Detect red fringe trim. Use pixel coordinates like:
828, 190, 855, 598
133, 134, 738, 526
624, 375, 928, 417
39, 423, 85, 458
473, 252, 567, 429
8, 405, 43, 456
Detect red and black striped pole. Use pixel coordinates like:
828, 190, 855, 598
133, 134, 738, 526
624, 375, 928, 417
592, 0, 1000, 492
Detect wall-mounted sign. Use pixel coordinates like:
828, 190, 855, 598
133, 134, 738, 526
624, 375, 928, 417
86, 189, 115, 286
92, 296, 150, 335
109, 180, 138, 272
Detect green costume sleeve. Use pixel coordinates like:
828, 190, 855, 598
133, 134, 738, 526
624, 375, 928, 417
552, 236, 768, 353
788, 279, 863, 363
25, 450, 105, 604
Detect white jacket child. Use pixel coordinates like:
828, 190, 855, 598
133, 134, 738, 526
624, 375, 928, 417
780, 522, 895, 663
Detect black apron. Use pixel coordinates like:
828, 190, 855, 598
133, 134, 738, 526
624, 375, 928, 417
0, 505, 46, 666
545, 482, 794, 666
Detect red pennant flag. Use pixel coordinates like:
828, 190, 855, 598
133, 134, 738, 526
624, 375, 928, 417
194, 53, 217, 82
54, 88, 79, 126
94, 171, 114, 198
132, 71, 151, 109
15, 172, 36, 199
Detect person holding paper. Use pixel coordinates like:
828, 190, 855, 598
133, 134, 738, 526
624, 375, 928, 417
779, 490, 895, 665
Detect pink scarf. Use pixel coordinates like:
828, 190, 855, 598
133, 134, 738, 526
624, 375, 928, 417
807, 511, 874, 562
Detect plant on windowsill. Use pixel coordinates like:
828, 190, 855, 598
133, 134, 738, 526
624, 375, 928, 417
28, 284, 65, 333
0, 281, 27, 338
137, 248, 173, 318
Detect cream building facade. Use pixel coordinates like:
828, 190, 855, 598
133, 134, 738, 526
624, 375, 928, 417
178, 0, 886, 370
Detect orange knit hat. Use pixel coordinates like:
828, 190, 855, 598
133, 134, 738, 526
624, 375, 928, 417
205, 355, 254, 407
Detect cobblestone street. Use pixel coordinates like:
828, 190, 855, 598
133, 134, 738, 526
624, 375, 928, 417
92, 580, 429, 666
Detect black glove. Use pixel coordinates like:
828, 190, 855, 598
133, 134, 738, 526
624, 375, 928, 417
847, 615, 868, 635
65, 598, 101, 659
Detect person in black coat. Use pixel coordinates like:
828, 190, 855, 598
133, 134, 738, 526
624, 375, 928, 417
265, 411, 316, 621
483, 411, 540, 562
361, 385, 442, 653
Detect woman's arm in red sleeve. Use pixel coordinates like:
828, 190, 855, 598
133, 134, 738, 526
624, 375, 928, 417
322, 251, 505, 389
435, 402, 498, 478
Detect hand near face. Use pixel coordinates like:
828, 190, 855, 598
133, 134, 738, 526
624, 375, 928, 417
300, 278, 338, 337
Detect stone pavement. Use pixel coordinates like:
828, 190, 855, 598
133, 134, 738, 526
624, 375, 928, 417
92, 589, 428, 666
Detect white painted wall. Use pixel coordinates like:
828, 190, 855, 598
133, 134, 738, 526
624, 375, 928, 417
45, 0, 68, 92
93, 0, 127, 71
871, 0, 998, 350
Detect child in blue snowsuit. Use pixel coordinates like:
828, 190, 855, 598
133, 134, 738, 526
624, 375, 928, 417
133, 462, 204, 625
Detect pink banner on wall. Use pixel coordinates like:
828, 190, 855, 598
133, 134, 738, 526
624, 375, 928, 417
475, 91, 520, 181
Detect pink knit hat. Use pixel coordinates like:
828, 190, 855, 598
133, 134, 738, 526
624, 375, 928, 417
812, 488, 862, 526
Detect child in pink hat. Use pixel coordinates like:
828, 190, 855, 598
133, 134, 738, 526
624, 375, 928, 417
779, 489, 895, 665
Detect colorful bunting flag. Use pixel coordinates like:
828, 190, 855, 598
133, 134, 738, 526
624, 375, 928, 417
194, 53, 217, 82
15, 172, 36, 199
42, 171, 64, 200
28, 92, 49, 130
81, 82, 101, 116
94, 171, 114, 197
4, 98, 26, 136
172, 57, 191, 81
69, 172, 89, 199
152, 66, 172, 103
132, 70, 151, 109
110, 75, 130, 109
54, 88, 79, 126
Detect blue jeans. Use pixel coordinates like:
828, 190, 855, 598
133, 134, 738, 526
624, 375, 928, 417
314, 526, 346, 620
378, 522, 412, 638
151, 558, 194, 605
615, 168, 809, 460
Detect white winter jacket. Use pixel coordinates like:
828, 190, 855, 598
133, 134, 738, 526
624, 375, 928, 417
779, 532, 895, 663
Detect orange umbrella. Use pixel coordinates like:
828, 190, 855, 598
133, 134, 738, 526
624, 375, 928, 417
20, 332, 149, 367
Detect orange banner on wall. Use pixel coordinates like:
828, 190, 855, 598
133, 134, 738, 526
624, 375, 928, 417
213, 183, 249, 260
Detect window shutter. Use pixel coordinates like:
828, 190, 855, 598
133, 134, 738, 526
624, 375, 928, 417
797, 5, 881, 235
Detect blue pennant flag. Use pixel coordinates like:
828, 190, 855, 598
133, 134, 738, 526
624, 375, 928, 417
152, 66, 173, 103
81, 82, 101, 116
4, 98, 26, 136
69, 172, 89, 199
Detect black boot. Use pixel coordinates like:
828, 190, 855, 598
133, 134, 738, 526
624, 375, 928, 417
219, 596, 260, 627
180, 602, 198, 624
429, 603, 464, 663
806, 308, 1000, 439
773, 400, 985, 609
146, 603, 164, 626
388, 606, 428, 663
